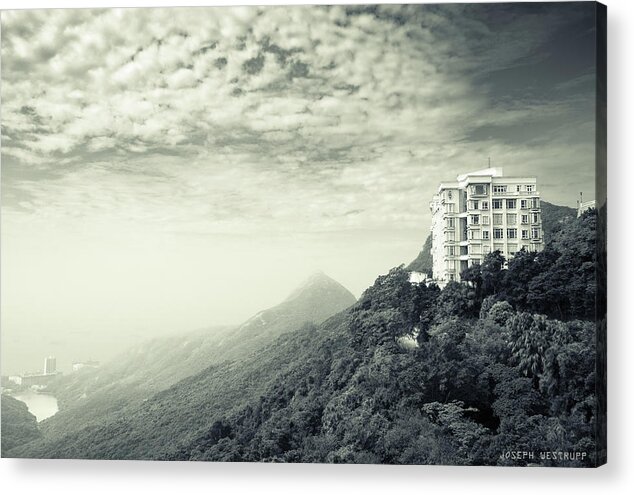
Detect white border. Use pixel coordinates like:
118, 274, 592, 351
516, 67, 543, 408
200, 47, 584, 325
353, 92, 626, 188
1, 1, 632, 494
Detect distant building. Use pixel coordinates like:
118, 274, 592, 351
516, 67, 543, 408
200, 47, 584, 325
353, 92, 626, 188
11, 372, 58, 387
577, 195, 596, 217
430, 167, 544, 284
8, 375, 23, 386
44, 356, 56, 375
72, 360, 101, 372
8, 356, 61, 388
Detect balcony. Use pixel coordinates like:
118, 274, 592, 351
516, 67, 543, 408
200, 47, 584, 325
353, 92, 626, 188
492, 190, 539, 197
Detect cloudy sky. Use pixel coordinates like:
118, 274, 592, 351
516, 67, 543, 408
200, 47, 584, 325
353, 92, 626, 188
1, 3, 599, 373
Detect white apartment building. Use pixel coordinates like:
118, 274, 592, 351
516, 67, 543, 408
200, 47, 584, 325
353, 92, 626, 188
430, 167, 544, 283
44, 356, 56, 375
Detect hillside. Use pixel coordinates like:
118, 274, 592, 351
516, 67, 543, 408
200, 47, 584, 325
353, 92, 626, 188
11, 211, 601, 466
13, 272, 354, 451
406, 234, 432, 274
1, 395, 41, 453
406, 200, 576, 272
540, 200, 577, 242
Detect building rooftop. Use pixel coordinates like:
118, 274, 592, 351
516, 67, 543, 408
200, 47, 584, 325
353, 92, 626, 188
456, 167, 504, 181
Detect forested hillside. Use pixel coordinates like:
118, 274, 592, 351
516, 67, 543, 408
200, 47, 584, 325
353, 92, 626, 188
1, 395, 41, 453
11, 210, 601, 466
5, 273, 355, 452
540, 201, 576, 242
406, 234, 432, 274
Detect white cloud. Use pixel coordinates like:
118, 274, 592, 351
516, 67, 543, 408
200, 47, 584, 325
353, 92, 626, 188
2, 4, 596, 234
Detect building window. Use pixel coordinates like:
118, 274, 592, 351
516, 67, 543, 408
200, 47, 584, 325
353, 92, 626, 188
521, 229, 529, 240
481, 200, 489, 210
531, 228, 540, 239
469, 200, 479, 210
446, 203, 454, 213
447, 217, 455, 228
447, 232, 455, 241
506, 213, 517, 224
482, 215, 490, 225
521, 214, 529, 224
493, 185, 507, 194
494, 228, 504, 239
460, 246, 468, 255
531, 212, 539, 223
483, 245, 491, 255
469, 230, 480, 241
492, 199, 503, 209
516, 185, 522, 192
448, 246, 455, 256
447, 191, 453, 200
507, 228, 517, 239
506, 199, 516, 209
526, 185, 535, 192
520, 199, 528, 209
493, 213, 503, 225
482, 230, 490, 240
531, 198, 540, 209
470, 215, 480, 225
471, 184, 487, 195
472, 259, 480, 266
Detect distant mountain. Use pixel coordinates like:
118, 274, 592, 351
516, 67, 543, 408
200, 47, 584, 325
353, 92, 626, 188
540, 200, 576, 242
405, 200, 577, 271
1, 395, 41, 453
406, 234, 432, 274
7, 273, 355, 454
228, 271, 356, 355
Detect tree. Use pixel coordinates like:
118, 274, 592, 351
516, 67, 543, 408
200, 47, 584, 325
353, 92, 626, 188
432, 282, 479, 322
481, 250, 506, 297
460, 264, 483, 301
503, 248, 540, 308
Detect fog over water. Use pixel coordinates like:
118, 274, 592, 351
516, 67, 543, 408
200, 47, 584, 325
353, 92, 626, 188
12, 391, 59, 422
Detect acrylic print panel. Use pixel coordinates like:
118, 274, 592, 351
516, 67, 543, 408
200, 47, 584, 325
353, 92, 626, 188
0, 2, 606, 466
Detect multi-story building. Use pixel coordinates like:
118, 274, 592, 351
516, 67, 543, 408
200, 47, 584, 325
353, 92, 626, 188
430, 167, 544, 283
44, 356, 57, 375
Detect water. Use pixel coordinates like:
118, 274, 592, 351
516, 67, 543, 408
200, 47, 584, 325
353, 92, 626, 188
12, 391, 59, 422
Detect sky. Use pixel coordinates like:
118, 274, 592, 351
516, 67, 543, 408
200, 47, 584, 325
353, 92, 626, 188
1, 3, 599, 374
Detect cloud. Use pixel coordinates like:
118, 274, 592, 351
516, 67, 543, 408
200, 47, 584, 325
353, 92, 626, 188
1, 4, 598, 238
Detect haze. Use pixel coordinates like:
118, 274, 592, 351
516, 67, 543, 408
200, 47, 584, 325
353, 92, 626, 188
1, 4, 598, 374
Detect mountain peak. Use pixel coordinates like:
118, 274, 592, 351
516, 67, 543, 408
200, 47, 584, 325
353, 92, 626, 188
236, 271, 355, 340
285, 271, 353, 303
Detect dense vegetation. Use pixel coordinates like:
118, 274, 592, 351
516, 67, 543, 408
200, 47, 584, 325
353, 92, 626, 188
1, 395, 41, 453
163, 212, 599, 466
11, 210, 601, 466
